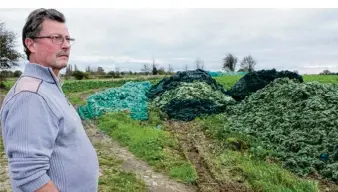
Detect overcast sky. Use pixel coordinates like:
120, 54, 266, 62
1, 8, 338, 74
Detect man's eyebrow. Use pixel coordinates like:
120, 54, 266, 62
49, 33, 70, 37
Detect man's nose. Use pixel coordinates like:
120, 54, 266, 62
61, 38, 71, 49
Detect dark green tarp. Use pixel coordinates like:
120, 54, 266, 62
226, 69, 303, 101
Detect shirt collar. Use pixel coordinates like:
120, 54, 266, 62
22, 63, 64, 90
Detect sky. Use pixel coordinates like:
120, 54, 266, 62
1, 8, 338, 74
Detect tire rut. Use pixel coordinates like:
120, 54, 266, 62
84, 120, 197, 192
168, 121, 252, 192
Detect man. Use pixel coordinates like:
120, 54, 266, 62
0, 8, 99, 192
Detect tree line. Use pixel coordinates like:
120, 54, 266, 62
222, 53, 256, 73
64, 63, 174, 80
319, 69, 338, 75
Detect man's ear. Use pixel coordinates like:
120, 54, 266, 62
24, 38, 36, 54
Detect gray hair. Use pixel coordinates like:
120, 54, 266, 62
22, 8, 66, 60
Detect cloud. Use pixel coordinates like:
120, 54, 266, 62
303, 65, 337, 69
70, 55, 161, 64
1, 8, 338, 74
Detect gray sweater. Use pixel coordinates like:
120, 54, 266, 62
0, 63, 99, 192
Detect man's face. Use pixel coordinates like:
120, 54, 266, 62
29, 19, 72, 70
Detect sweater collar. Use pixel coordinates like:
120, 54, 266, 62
22, 63, 64, 89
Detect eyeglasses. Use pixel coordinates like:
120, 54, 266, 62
32, 34, 75, 46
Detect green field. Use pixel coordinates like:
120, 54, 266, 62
1, 74, 338, 191
214, 74, 338, 89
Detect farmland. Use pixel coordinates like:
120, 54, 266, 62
1, 73, 338, 191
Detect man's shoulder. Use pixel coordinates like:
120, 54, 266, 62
1, 76, 61, 119
13, 76, 43, 95
1, 76, 44, 109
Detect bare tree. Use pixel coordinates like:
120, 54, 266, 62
320, 69, 331, 75
195, 58, 204, 70
73, 64, 79, 72
152, 58, 158, 75
141, 64, 151, 75
114, 66, 121, 78
65, 64, 73, 78
85, 65, 91, 73
168, 64, 174, 73
222, 53, 237, 72
240, 55, 256, 73
158, 67, 166, 75
185, 64, 188, 71
96, 66, 105, 75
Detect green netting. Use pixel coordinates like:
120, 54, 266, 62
77, 81, 152, 120
226, 69, 303, 101
152, 82, 234, 109
151, 82, 235, 121
147, 69, 227, 99
226, 78, 338, 182
163, 99, 228, 121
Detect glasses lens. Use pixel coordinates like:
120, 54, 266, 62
53, 35, 64, 44
68, 39, 75, 46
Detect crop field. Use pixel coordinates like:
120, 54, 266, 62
1, 72, 338, 192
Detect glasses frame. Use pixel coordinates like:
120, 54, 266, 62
31, 34, 75, 46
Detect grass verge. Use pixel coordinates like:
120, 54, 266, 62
96, 111, 197, 184
67, 95, 85, 105
95, 141, 147, 192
